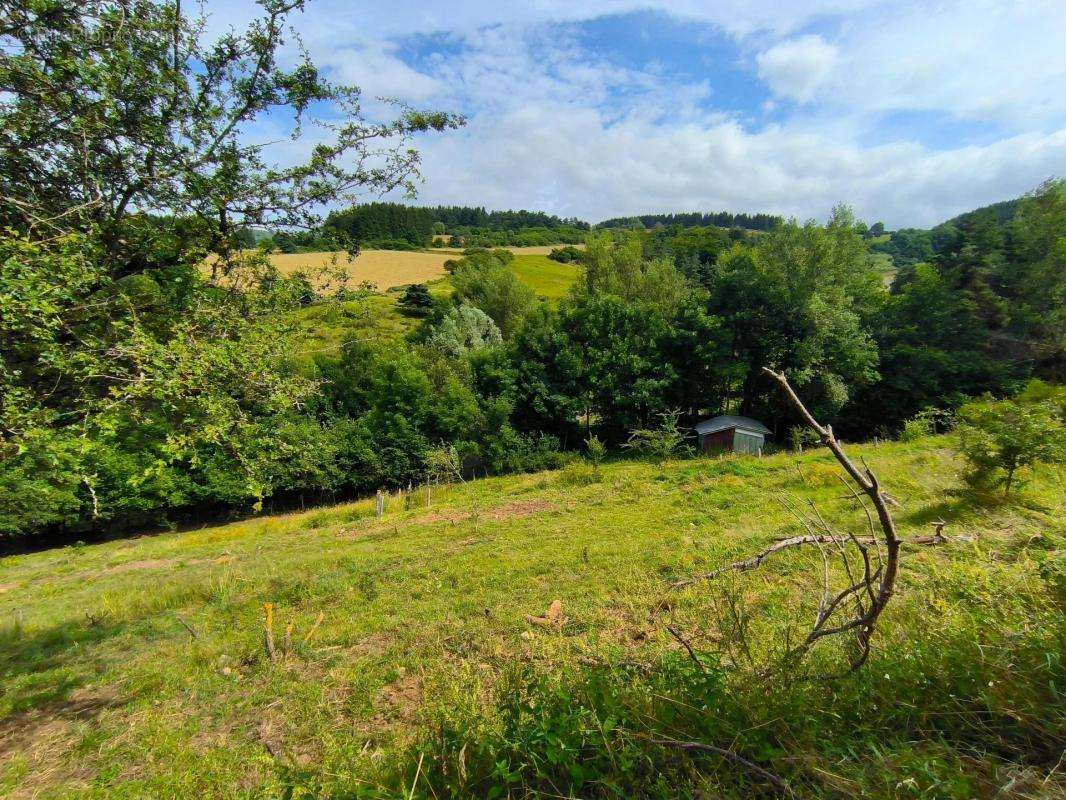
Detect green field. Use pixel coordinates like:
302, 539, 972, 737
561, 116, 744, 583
289, 254, 581, 357
509, 254, 581, 301
2, 437, 1062, 798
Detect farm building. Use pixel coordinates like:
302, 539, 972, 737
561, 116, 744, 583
695, 415, 772, 454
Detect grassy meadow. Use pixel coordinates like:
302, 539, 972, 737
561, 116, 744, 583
1, 437, 1062, 798
286, 251, 581, 359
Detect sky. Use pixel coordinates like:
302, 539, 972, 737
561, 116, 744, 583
210, 0, 1066, 228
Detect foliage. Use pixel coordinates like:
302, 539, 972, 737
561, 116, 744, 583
324, 203, 436, 249
450, 251, 536, 338
0, 0, 461, 538
0, 0, 462, 257
956, 386, 1066, 495
424, 304, 502, 358
512, 296, 678, 444
704, 206, 881, 424
584, 434, 607, 467
623, 411, 689, 465
547, 245, 584, 263
597, 210, 782, 231
396, 283, 435, 317
577, 231, 688, 316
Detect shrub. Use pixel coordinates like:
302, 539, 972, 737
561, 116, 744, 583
548, 245, 584, 263
397, 283, 434, 316
956, 391, 1065, 495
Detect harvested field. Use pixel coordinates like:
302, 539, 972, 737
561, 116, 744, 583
266, 249, 454, 290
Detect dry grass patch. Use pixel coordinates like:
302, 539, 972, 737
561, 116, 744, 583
266, 249, 453, 290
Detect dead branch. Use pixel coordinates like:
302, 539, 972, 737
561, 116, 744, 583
672, 368, 913, 674
650, 737, 798, 798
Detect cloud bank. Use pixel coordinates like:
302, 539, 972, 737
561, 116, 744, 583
210, 0, 1066, 227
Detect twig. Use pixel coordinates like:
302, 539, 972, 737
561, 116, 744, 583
175, 614, 198, 639
650, 737, 797, 798
263, 603, 277, 662
301, 611, 325, 646
664, 625, 707, 674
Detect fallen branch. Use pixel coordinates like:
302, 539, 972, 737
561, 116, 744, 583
650, 737, 797, 798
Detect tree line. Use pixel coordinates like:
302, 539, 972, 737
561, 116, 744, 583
596, 211, 783, 232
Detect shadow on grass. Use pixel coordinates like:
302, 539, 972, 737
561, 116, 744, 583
0, 617, 133, 717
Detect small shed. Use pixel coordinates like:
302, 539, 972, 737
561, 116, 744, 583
695, 415, 772, 455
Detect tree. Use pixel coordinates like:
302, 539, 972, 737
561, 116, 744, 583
1, 0, 462, 264
0, 0, 461, 537
425, 304, 502, 358
704, 207, 881, 426
578, 231, 687, 315
1003, 179, 1066, 363
512, 296, 677, 444
450, 252, 535, 338
398, 283, 435, 316
956, 387, 1066, 496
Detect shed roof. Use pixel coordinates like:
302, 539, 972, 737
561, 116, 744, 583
694, 415, 772, 437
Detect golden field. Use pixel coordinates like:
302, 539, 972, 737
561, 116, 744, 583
266, 249, 454, 290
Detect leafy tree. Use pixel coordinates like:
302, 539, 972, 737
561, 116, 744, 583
1, 0, 461, 261
704, 207, 881, 425
0, 0, 460, 537
512, 296, 677, 444
956, 387, 1066, 495
424, 304, 502, 358
548, 246, 584, 263
577, 231, 687, 315
451, 252, 535, 338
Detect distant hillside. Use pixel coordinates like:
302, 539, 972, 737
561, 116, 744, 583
946, 197, 1021, 228
872, 193, 1025, 269
596, 210, 782, 232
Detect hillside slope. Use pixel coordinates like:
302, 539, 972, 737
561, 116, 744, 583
1, 439, 1062, 798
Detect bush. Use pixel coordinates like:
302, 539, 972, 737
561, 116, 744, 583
956, 389, 1066, 495
397, 283, 434, 316
548, 245, 584, 263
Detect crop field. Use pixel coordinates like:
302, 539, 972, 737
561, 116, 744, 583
266, 250, 455, 291
1, 437, 1062, 798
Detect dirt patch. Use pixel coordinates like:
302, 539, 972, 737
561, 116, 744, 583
488, 499, 554, 520
380, 674, 422, 719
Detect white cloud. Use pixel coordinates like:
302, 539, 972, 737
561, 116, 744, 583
213, 0, 1066, 227
409, 109, 1066, 228
756, 35, 838, 103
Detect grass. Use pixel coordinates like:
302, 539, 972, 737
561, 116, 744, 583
285, 253, 581, 360
1, 437, 1062, 797
509, 254, 582, 301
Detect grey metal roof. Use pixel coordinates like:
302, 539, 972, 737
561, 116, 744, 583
694, 415, 772, 436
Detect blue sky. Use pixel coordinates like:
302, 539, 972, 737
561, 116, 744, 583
212, 0, 1066, 228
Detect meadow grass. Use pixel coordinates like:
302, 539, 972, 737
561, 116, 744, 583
509, 254, 582, 301
0, 438, 1062, 798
